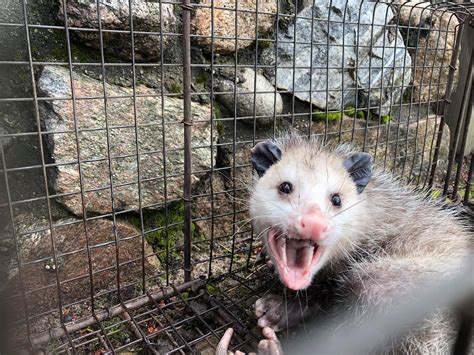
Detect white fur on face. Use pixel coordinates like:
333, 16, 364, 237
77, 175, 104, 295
250, 147, 366, 288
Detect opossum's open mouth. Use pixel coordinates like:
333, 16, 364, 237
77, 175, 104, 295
267, 227, 323, 290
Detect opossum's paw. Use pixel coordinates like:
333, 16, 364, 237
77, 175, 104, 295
255, 294, 293, 332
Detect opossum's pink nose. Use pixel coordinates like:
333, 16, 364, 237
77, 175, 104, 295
297, 210, 329, 241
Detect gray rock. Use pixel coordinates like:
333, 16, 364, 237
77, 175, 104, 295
38, 66, 216, 216
58, 0, 177, 61
261, 0, 412, 116
214, 68, 283, 127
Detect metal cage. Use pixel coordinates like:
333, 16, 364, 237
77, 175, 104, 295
0, 0, 472, 353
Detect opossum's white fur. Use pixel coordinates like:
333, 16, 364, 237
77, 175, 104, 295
250, 136, 473, 353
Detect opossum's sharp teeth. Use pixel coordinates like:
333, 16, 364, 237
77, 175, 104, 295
278, 235, 287, 266
267, 226, 323, 291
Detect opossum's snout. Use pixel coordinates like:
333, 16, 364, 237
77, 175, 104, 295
267, 209, 329, 290
295, 208, 330, 242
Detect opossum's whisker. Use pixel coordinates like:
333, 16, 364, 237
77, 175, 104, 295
297, 159, 303, 207
284, 287, 289, 339
261, 278, 281, 297
297, 291, 308, 336
332, 197, 369, 218
332, 223, 365, 234
233, 214, 273, 229
305, 289, 309, 310
249, 196, 291, 214
226, 220, 276, 248
325, 152, 330, 184
254, 222, 285, 242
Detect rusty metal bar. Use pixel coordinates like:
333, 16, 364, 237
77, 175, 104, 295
428, 23, 464, 188
465, 154, 474, 205
28, 279, 204, 349
441, 16, 473, 195
182, 0, 193, 283
453, 81, 473, 199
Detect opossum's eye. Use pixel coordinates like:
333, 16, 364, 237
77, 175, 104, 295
331, 193, 342, 207
279, 182, 293, 194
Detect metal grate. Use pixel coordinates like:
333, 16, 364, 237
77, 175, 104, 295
0, 0, 472, 353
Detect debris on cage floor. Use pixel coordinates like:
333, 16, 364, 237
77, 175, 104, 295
9, 263, 285, 354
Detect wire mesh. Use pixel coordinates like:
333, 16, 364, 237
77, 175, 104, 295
0, 0, 473, 353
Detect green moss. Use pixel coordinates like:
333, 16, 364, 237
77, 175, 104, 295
312, 109, 342, 122
402, 86, 413, 104
102, 320, 129, 343
206, 284, 219, 295
431, 189, 442, 199
49, 33, 101, 63
380, 114, 391, 124
344, 105, 365, 119
365, 111, 391, 124
258, 39, 273, 49
167, 81, 182, 94
181, 292, 189, 300
195, 72, 209, 85
312, 106, 369, 122
126, 201, 203, 264
50, 45, 68, 62
216, 121, 225, 138
458, 185, 473, 201
213, 101, 223, 119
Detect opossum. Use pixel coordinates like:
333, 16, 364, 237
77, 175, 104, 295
248, 136, 473, 354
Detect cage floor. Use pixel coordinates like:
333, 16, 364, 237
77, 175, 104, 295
10, 264, 280, 354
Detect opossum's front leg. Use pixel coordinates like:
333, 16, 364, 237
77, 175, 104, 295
254, 294, 318, 331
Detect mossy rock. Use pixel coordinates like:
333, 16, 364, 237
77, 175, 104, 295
312, 106, 366, 122
343, 106, 365, 120
312, 106, 390, 124
167, 80, 182, 94
258, 39, 274, 49
402, 86, 413, 104
195, 72, 209, 85
49, 42, 102, 63
125, 201, 204, 264
366, 110, 391, 124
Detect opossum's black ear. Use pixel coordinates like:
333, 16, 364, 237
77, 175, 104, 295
251, 140, 282, 177
343, 152, 373, 193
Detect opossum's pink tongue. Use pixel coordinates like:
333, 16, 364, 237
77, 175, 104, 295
267, 228, 323, 290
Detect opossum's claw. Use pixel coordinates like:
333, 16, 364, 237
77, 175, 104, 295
255, 294, 315, 332
255, 295, 287, 331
